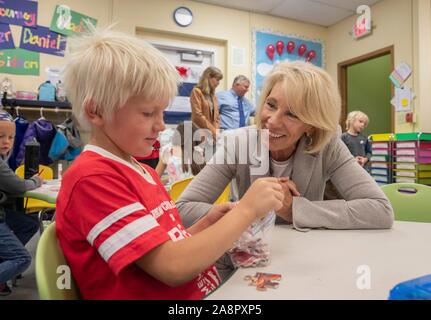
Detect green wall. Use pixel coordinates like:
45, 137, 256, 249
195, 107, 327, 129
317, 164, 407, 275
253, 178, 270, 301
347, 54, 392, 136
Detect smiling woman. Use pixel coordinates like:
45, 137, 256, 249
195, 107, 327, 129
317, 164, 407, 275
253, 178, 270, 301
177, 61, 394, 231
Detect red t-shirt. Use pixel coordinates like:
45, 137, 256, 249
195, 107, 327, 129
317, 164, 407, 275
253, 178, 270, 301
55, 145, 220, 299
134, 140, 160, 161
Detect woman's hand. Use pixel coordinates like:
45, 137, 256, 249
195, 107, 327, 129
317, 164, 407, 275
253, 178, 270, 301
275, 177, 300, 223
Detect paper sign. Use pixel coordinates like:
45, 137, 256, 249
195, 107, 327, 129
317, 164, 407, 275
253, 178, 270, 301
50, 5, 97, 36
0, 23, 14, 50
389, 62, 412, 88
0, 48, 39, 75
0, 0, 37, 27
391, 87, 412, 112
20, 25, 67, 57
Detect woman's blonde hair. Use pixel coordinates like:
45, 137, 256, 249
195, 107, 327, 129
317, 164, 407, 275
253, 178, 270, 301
345, 110, 369, 131
255, 61, 341, 154
64, 26, 181, 130
196, 66, 223, 96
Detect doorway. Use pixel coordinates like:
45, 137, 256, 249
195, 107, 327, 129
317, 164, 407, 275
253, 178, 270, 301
338, 46, 394, 136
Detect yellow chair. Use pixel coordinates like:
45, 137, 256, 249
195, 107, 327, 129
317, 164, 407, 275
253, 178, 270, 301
169, 177, 231, 204
16, 164, 56, 233
36, 222, 80, 300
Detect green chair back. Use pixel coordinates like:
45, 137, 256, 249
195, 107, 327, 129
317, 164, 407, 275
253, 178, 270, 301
381, 183, 431, 222
35, 222, 80, 300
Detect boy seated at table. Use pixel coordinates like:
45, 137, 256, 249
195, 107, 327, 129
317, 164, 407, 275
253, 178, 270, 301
55, 26, 284, 300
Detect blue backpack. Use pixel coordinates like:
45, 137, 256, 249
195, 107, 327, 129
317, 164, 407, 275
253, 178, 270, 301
38, 81, 56, 101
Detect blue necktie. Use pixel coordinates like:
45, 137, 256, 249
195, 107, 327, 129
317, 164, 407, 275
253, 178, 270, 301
238, 96, 245, 127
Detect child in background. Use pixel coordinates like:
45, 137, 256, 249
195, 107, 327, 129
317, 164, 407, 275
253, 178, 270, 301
342, 111, 371, 168
135, 139, 160, 169
155, 121, 206, 188
0, 111, 42, 296
56, 27, 284, 300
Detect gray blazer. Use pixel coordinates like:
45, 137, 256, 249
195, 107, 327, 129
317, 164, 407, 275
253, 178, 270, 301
176, 126, 394, 230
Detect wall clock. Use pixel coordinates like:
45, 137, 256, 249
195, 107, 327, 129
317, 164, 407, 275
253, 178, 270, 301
173, 7, 193, 27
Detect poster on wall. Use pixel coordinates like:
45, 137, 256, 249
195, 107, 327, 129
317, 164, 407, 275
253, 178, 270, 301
0, 23, 15, 50
0, 48, 40, 75
50, 5, 97, 36
253, 30, 324, 105
20, 25, 67, 57
164, 65, 205, 124
0, 0, 37, 28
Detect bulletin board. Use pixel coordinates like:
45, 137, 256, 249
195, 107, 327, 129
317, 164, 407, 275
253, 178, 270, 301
252, 29, 324, 105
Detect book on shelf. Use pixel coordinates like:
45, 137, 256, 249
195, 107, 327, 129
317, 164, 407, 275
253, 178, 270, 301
370, 155, 389, 162
395, 177, 416, 183
370, 162, 389, 169
371, 169, 389, 176
372, 175, 389, 183
394, 149, 416, 156
371, 142, 389, 149
372, 149, 389, 155
393, 170, 416, 177
394, 156, 415, 163
394, 163, 416, 170
394, 141, 431, 149
419, 150, 431, 157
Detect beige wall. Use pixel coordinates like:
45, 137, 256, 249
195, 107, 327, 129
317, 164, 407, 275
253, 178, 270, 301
5, 0, 430, 133
4, 0, 112, 93
112, 0, 327, 99
327, 0, 414, 132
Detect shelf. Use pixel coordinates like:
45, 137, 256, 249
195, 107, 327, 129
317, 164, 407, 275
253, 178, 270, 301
1, 97, 71, 109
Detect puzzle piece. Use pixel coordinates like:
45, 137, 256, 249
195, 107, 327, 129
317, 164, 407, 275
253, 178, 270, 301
244, 272, 282, 291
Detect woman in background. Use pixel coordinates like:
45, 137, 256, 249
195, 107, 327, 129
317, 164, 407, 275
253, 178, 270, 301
190, 66, 223, 140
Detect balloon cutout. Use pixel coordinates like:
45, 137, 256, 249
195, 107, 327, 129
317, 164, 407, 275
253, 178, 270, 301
298, 44, 307, 56
276, 41, 284, 56
306, 50, 316, 62
286, 41, 295, 54
266, 44, 275, 60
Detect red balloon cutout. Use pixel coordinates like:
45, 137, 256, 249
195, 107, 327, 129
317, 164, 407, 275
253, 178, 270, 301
266, 44, 275, 60
306, 50, 316, 62
298, 44, 307, 56
276, 41, 284, 56
286, 41, 295, 54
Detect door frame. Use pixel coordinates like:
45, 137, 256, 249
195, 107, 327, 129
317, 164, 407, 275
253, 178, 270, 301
337, 45, 394, 132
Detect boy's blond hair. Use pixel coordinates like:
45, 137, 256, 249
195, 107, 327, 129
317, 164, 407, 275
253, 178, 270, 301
64, 27, 181, 130
255, 61, 341, 154
345, 111, 369, 131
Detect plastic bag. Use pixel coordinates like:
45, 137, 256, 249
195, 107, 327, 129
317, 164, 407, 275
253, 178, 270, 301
229, 211, 276, 268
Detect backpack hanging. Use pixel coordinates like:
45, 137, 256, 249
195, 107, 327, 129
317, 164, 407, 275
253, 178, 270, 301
38, 81, 56, 101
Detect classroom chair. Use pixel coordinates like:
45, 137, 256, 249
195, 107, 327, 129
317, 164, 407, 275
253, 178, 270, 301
169, 177, 231, 204
35, 222, 80, 300
16, 164, 56, 233
381, 183, 431, 222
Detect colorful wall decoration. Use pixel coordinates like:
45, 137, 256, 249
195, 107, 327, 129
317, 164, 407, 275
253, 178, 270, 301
252, 30, 324, 105
20, 25, 67, 57
0, 48, 40, 75
0, 23, 14, 50
50, 5, 97, 36
0, 0, 37, 28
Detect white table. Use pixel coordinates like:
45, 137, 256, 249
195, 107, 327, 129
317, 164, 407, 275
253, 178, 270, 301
207, 221, 431, 300
24, 179, 60, 204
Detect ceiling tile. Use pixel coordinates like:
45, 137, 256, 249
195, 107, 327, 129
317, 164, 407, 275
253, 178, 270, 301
270, 0, 352, 26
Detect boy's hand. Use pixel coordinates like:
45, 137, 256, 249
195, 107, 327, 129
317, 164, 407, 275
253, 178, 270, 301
275, 177, 300, 223
237, 177, 284, 219
206, 202, 236, 225
355, 156, 368, 167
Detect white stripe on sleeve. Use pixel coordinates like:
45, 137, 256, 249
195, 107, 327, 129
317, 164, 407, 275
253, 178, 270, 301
98, 214, 159, 262
87, 202, 146, 245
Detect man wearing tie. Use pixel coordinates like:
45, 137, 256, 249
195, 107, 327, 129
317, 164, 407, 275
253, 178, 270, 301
216, 75, 255, 131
